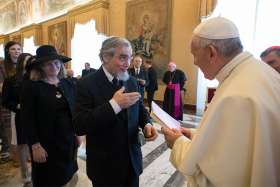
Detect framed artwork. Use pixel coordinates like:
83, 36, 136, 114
126, 0, 172, 80
48, 21, 67, 56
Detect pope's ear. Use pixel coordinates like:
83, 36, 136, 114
208, 45, 218, 64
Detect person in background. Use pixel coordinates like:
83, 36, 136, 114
162, 17, 280, 187
0, 57, 4, 90
144, 59, 158, 112
21, 45, 78, 187
0, 41, 22, 162
74, 37, 157, 187
66, 69, 78, 85
128, 55, 149, 101
4, 41, 22, 78
2, 53, 36, 186
0, 57, 7, 164
81, 62, 96, 77
162, 62, 186, 120
260, 46, 280, 73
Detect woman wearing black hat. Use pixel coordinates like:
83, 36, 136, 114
21, 45, 78, 187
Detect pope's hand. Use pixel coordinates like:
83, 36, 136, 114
161, 127, 182, 148
113, 87, 141, 109
180, 127, 191, 139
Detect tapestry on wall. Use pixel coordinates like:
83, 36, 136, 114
48, 21, 67, 56
126, 0, 172, 80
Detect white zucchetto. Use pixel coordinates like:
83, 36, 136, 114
193, 17, 240, 39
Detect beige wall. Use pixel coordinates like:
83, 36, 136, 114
1, 0, 201, 106
109, 0, 126, 37
109, 0, 200, 105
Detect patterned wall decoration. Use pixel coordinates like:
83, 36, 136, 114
0, 2, 17, 33
0, 0, 90, 34
126, 0, 172, 80
17, 0, 32, 25
48, 21, 67, 56
44, 0, 75, 14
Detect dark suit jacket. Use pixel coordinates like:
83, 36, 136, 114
128, 67, 149, 99
145, 66, 158, 92
73, 67, 151, 185
66, 76, 78, 85
2, 75, 19, 113
81, 68, 96, 77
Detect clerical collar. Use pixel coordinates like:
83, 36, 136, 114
216, 51, 252, 83
102, 66, 115, 82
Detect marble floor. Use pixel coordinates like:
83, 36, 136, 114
0, 114, 201, 187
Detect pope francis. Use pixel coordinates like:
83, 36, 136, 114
162, 17, 280, 187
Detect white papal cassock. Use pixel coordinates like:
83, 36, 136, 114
170, 52, 280, 187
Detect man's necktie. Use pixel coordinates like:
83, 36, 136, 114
112, 77, 118, 87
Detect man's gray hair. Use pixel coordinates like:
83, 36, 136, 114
99, 36, 132, 62
194, 36, 243, 58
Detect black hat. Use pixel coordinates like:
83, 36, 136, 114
35, 45, 71, 63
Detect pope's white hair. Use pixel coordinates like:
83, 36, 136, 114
193, 36, 243, 58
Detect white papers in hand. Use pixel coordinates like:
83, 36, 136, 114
151, 101, 181, 129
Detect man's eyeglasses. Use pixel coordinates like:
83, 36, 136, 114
118, 54, 132, 62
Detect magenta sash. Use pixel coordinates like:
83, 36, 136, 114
167, 83, 181, 118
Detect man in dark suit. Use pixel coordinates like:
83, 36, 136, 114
74, 37, 158, 187
66, 69, 78, 85
128, 55, 149, 101
144, 60, 158, 112
81, 62, 96, 77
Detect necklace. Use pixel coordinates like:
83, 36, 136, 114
169, 71, 175, 84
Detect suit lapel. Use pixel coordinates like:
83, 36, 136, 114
96, 68, 116, 102
95, 69, 138, 122
123, 79, 133, 121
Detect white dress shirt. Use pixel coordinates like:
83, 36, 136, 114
102, 66, 122, 114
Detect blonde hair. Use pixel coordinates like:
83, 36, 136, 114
36, 60, 66, 80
